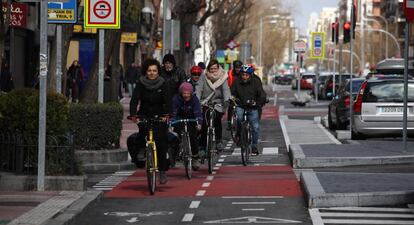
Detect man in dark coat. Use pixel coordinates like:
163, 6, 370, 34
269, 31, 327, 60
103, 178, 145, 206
160, 53, 188, 96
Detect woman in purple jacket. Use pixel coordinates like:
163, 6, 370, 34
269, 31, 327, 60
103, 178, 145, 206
171, 82, 203, 170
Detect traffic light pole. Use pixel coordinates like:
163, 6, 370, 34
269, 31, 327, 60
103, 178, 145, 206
333, 26, 337, 97
349, 8, 354, 136
403, 22, 410, 151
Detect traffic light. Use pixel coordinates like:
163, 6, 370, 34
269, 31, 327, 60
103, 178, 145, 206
331, 22, 339, 44
185, 41, 191, 53
343, 21, 351, 43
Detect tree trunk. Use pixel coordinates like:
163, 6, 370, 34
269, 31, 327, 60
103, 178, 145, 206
109, 31, 121, 102
61, 24, 74, 96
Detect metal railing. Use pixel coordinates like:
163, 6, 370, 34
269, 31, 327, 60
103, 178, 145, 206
0, 132, 77, 175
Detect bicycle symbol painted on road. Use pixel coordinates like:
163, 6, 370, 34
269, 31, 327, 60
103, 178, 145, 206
104, 211, 173, 223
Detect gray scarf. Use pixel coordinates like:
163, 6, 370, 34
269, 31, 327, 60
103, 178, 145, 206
140, 75, 165, 91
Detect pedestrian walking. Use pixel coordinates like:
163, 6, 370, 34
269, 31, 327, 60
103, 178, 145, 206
125, 62, 140, 97
67, 60, 84, 103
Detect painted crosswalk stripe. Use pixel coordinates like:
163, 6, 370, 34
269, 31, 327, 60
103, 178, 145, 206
218, 159, 225, 162
222, 196, 283, 199
262, 147, 279, 155
202, 182, 211, 188
189, 201, 201, 209
242, 208, 265, 211
206, 176, 214, 181
182, 213, 194, 222
311, 207, 414, 225
196, 190, 206, 196
232, 202, 276, 205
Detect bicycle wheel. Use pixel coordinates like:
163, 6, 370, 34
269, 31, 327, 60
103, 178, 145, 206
182, 134, 192, 180
207, 129, 214, 174
240, 122, 249, 166
146, 143, 157, 195
230, 112, 238, 143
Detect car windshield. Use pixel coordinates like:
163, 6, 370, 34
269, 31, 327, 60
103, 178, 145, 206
363, 82, 414, 102
346, 80, 364, 94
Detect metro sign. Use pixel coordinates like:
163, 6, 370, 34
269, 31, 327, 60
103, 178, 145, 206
84, 0, 120, 29
225, 40, 240, 50
404, 0, 414, 22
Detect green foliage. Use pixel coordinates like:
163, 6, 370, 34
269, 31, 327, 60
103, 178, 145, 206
68, 102, 123, 150
125, 0, 141, 24
0, 89, 68, 136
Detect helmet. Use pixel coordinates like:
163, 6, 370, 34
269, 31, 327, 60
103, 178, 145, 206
233, 60, 243, 68
241, 64, 254, 75
190, 66, 202, 75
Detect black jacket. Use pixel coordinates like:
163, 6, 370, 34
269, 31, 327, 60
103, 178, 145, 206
231, 76, 266, 108
161, 66, 187, 95
130, 78, 171, 117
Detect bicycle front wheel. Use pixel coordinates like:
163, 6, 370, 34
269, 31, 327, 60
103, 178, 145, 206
240, 123, 250, 166
206, 129, 215, 174
182, 134, 192, 180
230, 112, 238, 143
146, 143, 157, 195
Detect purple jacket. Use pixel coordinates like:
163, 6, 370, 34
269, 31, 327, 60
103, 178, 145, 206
171, 94, 203, 124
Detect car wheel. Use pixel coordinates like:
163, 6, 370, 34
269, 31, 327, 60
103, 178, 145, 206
328, 107, 336, 130
351, 131, 365, 140
336, 110, 346, 130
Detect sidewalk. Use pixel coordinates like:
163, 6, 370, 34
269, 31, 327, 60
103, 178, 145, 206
0, 191, 102, 225
279, 108, 414, 208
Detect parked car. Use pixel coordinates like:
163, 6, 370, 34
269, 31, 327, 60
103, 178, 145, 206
291, 73, 316, 90
374, 58, 413, 75
352, 78, 414, 139
317, 72, 336, 99
328, 78, 365, 130
321, 74, 355, 99
279, 74, 294, 85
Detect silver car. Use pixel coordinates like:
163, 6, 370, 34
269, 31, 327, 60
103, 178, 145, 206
352, 78, 414, 139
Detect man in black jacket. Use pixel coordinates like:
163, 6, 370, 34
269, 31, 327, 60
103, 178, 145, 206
230, 64, 266, 155
161, 53, 188, 95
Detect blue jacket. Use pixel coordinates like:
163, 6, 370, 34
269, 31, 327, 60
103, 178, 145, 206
171, 94, 203, 124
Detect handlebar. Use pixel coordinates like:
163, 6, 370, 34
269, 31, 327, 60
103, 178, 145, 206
127, 115, 169, 125
169, 119, 199, 126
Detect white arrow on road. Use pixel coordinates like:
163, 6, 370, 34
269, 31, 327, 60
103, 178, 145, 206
204, 216, 302, 223
126, 217, 139, 223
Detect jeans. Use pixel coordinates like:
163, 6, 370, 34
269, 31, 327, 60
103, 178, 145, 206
127, 83, 136, 97
235, 107, 260, 148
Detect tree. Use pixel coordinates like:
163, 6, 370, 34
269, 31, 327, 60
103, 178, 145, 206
210, 0, 253, 54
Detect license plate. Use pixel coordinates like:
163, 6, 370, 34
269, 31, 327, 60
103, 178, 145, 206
380, 107, 404, 113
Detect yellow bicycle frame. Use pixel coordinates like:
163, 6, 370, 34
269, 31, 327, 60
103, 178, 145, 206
146, 128, 158, 172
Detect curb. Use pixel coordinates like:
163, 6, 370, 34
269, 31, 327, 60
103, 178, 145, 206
291, 144, 414, 168
278, 114, 291, 152
301, 171, 414, 208
44, 190, 103, 225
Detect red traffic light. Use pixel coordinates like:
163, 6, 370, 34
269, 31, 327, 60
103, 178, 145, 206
185, 41, 190, 48
343, 22, 351, 30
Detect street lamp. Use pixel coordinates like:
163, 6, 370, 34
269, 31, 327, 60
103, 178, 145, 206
363, 17, 388, 59
259, 15, 292, 67
367, 14, 389, 58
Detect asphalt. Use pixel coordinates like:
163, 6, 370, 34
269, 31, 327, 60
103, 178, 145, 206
278, 96, 414, 208
4, 84, 414, 224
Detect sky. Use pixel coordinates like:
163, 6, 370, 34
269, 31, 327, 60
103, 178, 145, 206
286, 0, 340, 35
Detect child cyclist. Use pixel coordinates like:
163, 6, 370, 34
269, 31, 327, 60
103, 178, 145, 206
170, 82, 203, 170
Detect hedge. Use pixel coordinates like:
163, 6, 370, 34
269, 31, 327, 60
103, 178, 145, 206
68, 102, 123, 150
0, 89, 68, 136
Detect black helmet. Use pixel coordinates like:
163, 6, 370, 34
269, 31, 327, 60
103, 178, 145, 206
233, 60, 243, 68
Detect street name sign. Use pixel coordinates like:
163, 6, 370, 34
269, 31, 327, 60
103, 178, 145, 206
84, 0, 120, 29
404, 0, 414, 22
48, 0, 77, 23
310, 32, 325, 59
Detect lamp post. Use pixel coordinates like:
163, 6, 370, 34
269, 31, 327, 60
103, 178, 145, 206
367, 14, 389, 58
259, 15, 292, 67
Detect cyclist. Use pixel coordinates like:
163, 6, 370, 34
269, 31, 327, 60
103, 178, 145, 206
230, 64, 266, 155
195, 59, 231, 151
187, 65, 203, 90
171, 82, 203, 170
161, 53, 187, 96
129, 58, 171, 184
226, 60, 243, 130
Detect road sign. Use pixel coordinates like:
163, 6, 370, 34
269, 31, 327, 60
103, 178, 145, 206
84, 0, 120, 29
310, 32, 325, 59
404, 0, 414, 22
293, 40, 306, 53
225, 40, 240, 50
48, 0, 77, 23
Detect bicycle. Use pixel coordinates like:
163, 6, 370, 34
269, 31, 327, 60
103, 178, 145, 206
201, 102, 221, 174
128, 116, 167, 195
229, 101, 238, 143
169, 119, 199, 180
232, 99, 255, 166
